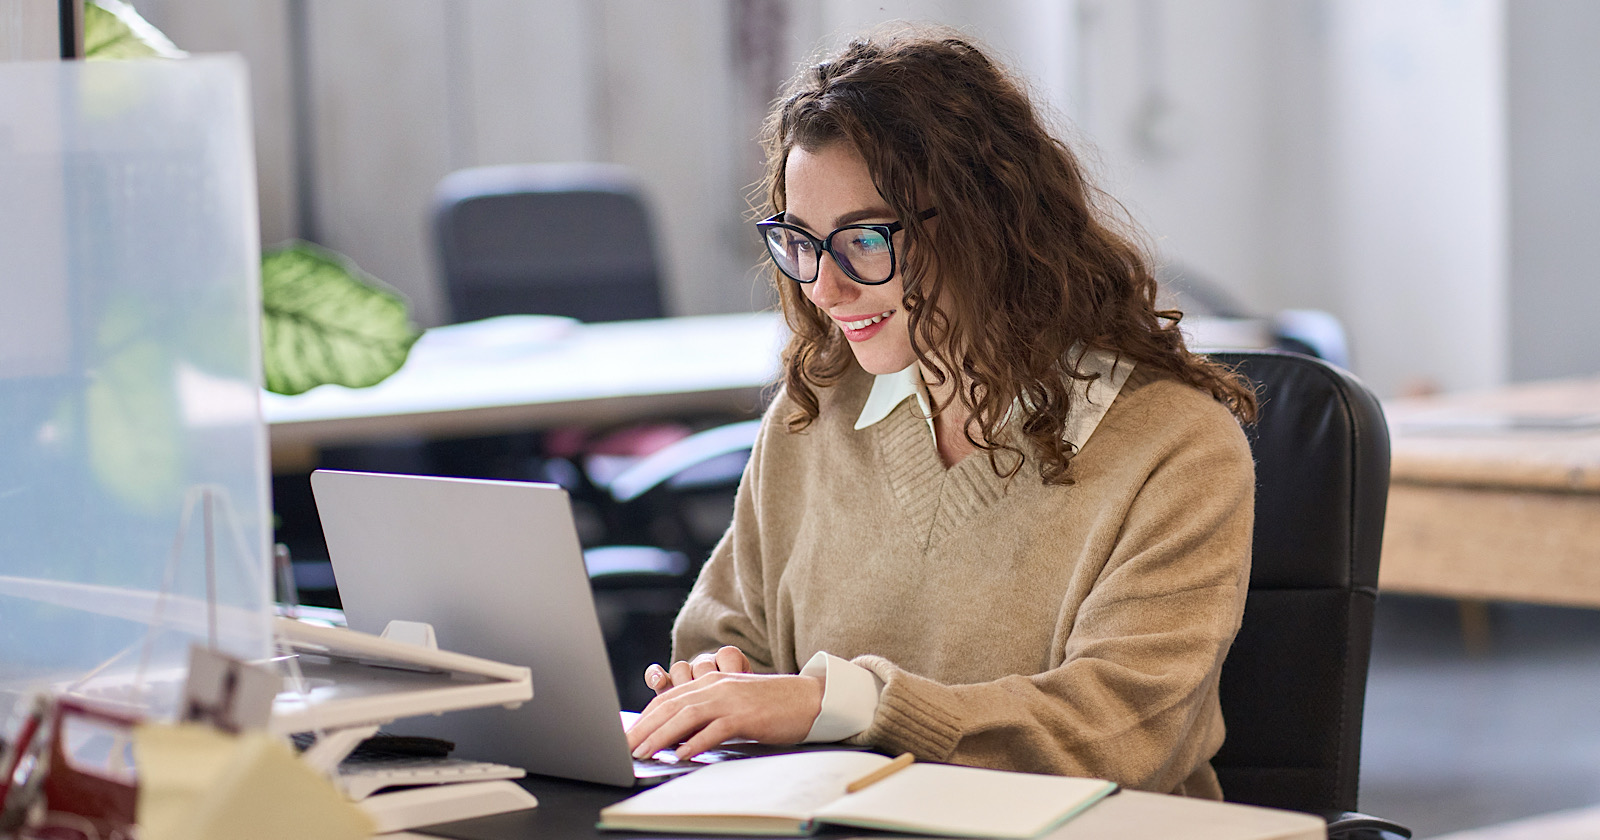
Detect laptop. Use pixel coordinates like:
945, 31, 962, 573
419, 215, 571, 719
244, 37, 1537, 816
310, 468, 718, 787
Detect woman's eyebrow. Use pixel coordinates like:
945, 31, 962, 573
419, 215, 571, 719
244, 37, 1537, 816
785, 206, 898, 231
837, 207, 896, 225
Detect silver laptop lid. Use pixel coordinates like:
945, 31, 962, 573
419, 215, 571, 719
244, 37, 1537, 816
310, 469, 637, 786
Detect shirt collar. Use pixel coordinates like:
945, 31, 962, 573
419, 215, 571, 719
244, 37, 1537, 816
1061, 347, 1134, 450
853, 347, 1135, 450
855, 363, 933, 435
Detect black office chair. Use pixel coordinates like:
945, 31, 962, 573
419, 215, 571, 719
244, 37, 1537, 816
1207, 350, 1409, 839
585, 419, 761, 711
432, 163, 666, 324
596, 420, 760, 558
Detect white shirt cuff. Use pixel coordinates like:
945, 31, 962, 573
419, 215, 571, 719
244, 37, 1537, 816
799, 651, 885, 743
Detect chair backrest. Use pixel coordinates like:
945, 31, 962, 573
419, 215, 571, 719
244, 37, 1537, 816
432, 163, 666, 324
1206, 351, 1391, 816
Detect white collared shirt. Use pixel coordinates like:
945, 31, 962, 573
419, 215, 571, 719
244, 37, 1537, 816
801, 348, 1136, 742
853, 347, 1134, 447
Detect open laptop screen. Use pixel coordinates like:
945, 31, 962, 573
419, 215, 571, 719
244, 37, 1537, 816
311, 469, 639, 787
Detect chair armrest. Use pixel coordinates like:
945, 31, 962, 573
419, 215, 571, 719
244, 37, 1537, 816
1321, 811, 1412, 840
583, 546, 690, 591
604, 420, 761, 503
1271, 308, 1350, 368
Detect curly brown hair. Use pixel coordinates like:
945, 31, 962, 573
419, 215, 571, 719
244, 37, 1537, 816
761, 27, 1257, 484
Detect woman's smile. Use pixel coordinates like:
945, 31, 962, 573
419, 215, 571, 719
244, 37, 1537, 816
835, 309, 896, 341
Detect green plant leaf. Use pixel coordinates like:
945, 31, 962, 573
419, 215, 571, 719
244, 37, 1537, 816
261, 242, 422, 396
86, 336, 183, 513
83, 0, 186, 60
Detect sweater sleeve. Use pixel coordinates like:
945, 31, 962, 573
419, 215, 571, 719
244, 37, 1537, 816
669, 408, 780, 673
849, 412, 1254, 795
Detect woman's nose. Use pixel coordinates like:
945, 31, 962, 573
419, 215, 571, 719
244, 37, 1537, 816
805, 253, 857, 309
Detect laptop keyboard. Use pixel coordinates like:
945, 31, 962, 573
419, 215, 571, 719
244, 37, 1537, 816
632, 747, 751, 780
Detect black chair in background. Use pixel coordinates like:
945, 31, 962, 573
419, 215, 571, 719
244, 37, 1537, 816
597, 420, 760, 557
426, 162, 688, 528
584, 419, 761, 711
433, 163, 666, 324
1208, 350, 1409, 839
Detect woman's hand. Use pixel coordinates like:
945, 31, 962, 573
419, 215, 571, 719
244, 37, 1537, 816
643, 645, 751, 695
625, 670, 824, 761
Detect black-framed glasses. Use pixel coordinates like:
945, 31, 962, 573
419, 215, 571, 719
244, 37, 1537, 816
757, 208, 938, 286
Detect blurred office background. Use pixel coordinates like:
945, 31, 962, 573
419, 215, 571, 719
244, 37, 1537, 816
71, 0, 1600, 836
128, 0, 1600, 401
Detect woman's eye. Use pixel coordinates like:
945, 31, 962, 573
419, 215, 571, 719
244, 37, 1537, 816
849, 232, 890, 254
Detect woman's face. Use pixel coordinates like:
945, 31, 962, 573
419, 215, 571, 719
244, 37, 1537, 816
783, 143, 918, 376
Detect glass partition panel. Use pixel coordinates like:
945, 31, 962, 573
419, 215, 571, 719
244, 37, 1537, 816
0, 55, 269, 722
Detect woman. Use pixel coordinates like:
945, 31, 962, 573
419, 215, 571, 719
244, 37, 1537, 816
623, 28, 1258, 799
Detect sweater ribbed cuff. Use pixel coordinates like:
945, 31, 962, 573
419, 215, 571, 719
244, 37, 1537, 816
852, 655, 963, 761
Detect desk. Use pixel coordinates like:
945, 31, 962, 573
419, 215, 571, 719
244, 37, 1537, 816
413, 774, 1325, 840
1379, 377, 1600, 607
263, 312, 1272, 471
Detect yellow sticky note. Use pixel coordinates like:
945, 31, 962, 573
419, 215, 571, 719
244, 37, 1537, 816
133, 723, 240, 839
133, 723, 372, 840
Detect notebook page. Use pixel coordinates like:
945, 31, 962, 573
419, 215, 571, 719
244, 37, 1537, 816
816, 764, 1117, 838
602, 751, 890, 822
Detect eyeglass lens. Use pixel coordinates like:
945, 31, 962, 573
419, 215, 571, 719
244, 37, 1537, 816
763, 225, 894, 284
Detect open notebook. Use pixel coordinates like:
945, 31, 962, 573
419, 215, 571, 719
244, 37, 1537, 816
597, 751, 1119, 838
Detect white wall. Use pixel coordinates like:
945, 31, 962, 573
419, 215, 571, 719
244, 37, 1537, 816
595, 1, 752, 318
134, 0, 298, 248
0, 0, 61, 61
1076, 0, 1276, 312
1077, 0, 1512, 396
1325, 0, 1507, 395
808, 0, 1080, 128
1507, 0, 1600, 382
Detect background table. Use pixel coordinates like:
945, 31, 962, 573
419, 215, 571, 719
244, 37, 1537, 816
1380, 377, 1600, 607
263, 313, 787, 471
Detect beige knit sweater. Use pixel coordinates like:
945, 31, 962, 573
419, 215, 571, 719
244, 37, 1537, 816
672, 362, 1254, 798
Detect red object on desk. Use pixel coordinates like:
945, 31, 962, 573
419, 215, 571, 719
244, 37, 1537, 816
29, 698, 140, 840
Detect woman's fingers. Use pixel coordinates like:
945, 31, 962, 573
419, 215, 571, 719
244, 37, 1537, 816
672, 716, 737, 761
628, 683, 714, 758
654, 647, 750, 693
644, 663, 671, 694
625, 673, 824, 761
714, 645, 749, 674
690, 652, 722, 680
690, 645, 750, 680
627, 648, 766, 756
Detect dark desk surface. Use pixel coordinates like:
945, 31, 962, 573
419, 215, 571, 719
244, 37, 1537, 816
414, 773, 878, 840
412, 773, 1329, 840
413, 774, 675, 840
